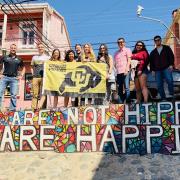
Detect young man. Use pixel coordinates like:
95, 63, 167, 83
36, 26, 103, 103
74, 44, 83, 106
0, 44, 24, 111
31, 43, 50, 110
114, 38, 132, 103
149, 35, 174, 100
75, 44, 82, 62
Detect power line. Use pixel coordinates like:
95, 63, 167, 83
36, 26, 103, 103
68, 14, 172, 26
70, 28, 165, 40
68, 9, 173, 23
61, 5, 178, 17
4, 36, 175, 55
68, 15, 172, 28
0, 1, 176, 52
34, 36, 175, 49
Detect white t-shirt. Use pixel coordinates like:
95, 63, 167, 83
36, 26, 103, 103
31, 54, 50, 77
157, 46, 163, 55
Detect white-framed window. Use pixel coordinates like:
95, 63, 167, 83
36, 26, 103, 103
20, 22, 36, 48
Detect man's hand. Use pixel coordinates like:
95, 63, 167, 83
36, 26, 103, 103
107, 72, 112, 79
169, 65, 173, 71
124, 67, 129, 75
16, 75, 23, 80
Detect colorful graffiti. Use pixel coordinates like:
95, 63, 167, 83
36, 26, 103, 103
0, 102, 179, 154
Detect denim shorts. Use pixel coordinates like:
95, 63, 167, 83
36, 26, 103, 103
135, 68, 150, 77
142, 68, 150, 75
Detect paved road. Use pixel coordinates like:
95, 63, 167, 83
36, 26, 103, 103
0, 152, 179, 180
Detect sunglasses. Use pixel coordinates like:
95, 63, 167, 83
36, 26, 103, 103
136, 44, 143, 47
118, 41, 124, 44
154, 39, 161, 42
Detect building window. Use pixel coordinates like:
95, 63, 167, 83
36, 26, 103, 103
22, 31, 28, 45
0, 32, 2, 46
29, 31, 35, 45
20, 22, 36, 47
0, 25, 2, 46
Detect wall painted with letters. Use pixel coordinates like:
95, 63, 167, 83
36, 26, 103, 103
0, 102, 180, 154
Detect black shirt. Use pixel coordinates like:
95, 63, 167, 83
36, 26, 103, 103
149, 45, 174, 71
0, 54, 24, 77
75, 54, 82, 62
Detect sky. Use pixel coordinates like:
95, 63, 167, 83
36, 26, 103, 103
45, 0, 179, 55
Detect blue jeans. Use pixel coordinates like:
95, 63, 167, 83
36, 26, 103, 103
155, 67, 174, 99
0, 76, 18, 110
116, 72, 130, 103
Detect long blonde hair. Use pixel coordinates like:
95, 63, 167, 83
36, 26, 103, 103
81, 43, 96, 62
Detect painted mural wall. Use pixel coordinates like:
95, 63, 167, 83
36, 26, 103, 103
0, 102, 180, 154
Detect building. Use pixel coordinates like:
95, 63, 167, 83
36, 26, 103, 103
0, 3, 71, 110
164, 8, 180, 69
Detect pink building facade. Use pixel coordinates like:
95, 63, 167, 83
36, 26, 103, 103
164, 9, 180, 69
0, 3, 71, 110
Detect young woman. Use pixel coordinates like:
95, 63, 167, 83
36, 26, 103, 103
81, 44, 96, 105
97, 43, 115, 105
81, 43, 96, 62
131, 41, 149, 103
38, 49, 62, 109
49, 49, 62, 108
64, 50, 77, 107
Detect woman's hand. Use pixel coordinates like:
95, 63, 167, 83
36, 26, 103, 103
137, 71, 142, 76
0, 74, 3, 79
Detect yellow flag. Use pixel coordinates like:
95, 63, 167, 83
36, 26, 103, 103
44, 61, 107, 97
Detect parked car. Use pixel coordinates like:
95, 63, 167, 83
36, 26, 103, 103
147, 69, 180, 101
128, 69, 180, 102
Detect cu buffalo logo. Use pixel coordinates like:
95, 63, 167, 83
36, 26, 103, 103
59, 65, 101, 94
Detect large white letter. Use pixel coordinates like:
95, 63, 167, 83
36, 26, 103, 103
67, 107, 78, 124
0, 126, 15, 151
12, 112, 21, 125
142, 103, 152, 125
20, 126, 37, 151
125, 104, 140, 124
171, 125, 180, 154
99, 125, 118, 153
24, 111, 34, 125
98, 106, 109, 124
157, 102, 173, 124
175, 101, 180, 125
84, 107, 97, 124
146, 126, 163, 153
40, 125, 55, 151
76, 125, 96, 152
122, 125, 139, 153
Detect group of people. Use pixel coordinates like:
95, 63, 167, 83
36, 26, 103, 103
0, 35, 175, 111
